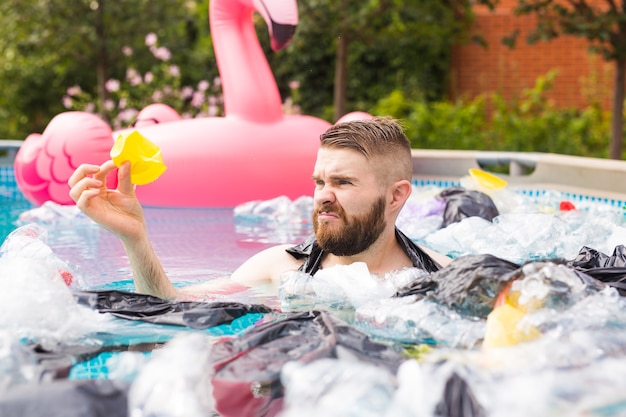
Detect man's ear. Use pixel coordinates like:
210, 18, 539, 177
390, 179, 412, 208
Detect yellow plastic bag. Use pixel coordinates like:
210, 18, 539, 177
468, 168, 508, 190
110, 131, 167, 185
483, 285, 541, 349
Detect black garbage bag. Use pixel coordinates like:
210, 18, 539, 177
567, 245, 626, 296
208, 310, 405, 417
74, 290, 272, 329
438, 187, 499, 228
26, 343, 131, 381
396, 254, 520, 319
0, 379, 130, 417
435, 372, 485, 417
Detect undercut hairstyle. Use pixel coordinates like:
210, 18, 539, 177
319, 116, 413, 183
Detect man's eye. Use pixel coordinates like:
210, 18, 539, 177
338, 180, 352, 185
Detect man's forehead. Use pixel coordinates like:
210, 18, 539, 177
313, 148, 369, 173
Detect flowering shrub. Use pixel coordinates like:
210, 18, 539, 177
283, 80, 301, 115
62, 33, 224, 130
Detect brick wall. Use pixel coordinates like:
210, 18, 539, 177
450, 1, 614, 110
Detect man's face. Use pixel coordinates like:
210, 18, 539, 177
311, 148, 388, 256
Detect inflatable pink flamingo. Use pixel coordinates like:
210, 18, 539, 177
14, 0, 334, 208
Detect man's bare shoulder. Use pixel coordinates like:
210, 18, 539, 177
418, 244, 452, 268
230, 244, 304, 287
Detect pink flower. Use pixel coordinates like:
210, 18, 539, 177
119, 98, 127, 109
84, 103, 96, 113
145, 33, 157, 47
118, 108, 139, 122
288, 80, 300, 90
62, 96, 73, 109
144, 72, 154, 84
122, 46, 133, 57
126, 68, 137, 80
197, 80, 210, 91
152, 90, 164, 102
104, 99, 115, 111
181, 86, 194, 100
105, 79, 120, 93
191, 91, 205, 108
66, 85, 82, 96
152, 46, 171, 61
126, 68, 142, 86
208, 103, 219, 117
168, 65, 180, 77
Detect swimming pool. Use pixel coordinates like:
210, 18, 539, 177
4, 157, 626, 417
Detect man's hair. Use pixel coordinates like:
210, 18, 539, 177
319, 116, 413, 183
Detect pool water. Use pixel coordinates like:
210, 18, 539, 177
0, 166, 312, 288
0, 166, 33, 242
42, 207, 284, 288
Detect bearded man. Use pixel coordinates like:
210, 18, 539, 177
68, 117, 450, 300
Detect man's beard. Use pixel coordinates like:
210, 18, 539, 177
312, 196, 387, 256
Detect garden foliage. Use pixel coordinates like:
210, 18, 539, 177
373, 70, 612, 158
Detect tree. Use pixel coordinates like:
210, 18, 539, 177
0, 0, 206, 139
271, 0, 498, 122
508, 0, 626, 159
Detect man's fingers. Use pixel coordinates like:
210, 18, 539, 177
73, 187, 102, 209
116, 161, 135, 195
92, 160, 119, 183
67, 163, 100, 188
68, 177, 103, 203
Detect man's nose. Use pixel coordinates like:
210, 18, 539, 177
314, 185, 336, 206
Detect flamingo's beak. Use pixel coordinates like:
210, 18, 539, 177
254, 0, 298, 51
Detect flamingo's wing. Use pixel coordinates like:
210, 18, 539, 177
14, 112, 115, 206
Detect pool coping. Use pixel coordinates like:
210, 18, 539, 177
412, 149, 626, 201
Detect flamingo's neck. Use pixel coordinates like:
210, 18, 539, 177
210, 0, 283, 122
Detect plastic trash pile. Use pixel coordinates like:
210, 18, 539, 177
3, 169, 626, 417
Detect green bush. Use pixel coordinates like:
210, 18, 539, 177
372, 70, 613, 159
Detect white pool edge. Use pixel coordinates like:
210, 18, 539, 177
412, 149, 626, 201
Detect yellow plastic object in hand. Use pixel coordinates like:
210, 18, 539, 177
468, 168, 508, 190
110, 131, 167, 185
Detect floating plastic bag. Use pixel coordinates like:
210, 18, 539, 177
129, 333, 215, 417
397, 254, 520, 319
437, 187, 500, 228
0, 224, 110, 350
0, 379, 130, 417
207, 310, 405, 417
75, 289, 272, 329
567, 245, 626, 295
233, 195, 313, 244
467, 168, 508, 190
17, 201, 86, 225
0, 223, 84, 288
483, 260, 617, 348
355, 296, 486, 348
279, 264, 431, 312
483, 281, 541, 349
234, 195, 313, 225
279, 358, 397, 417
